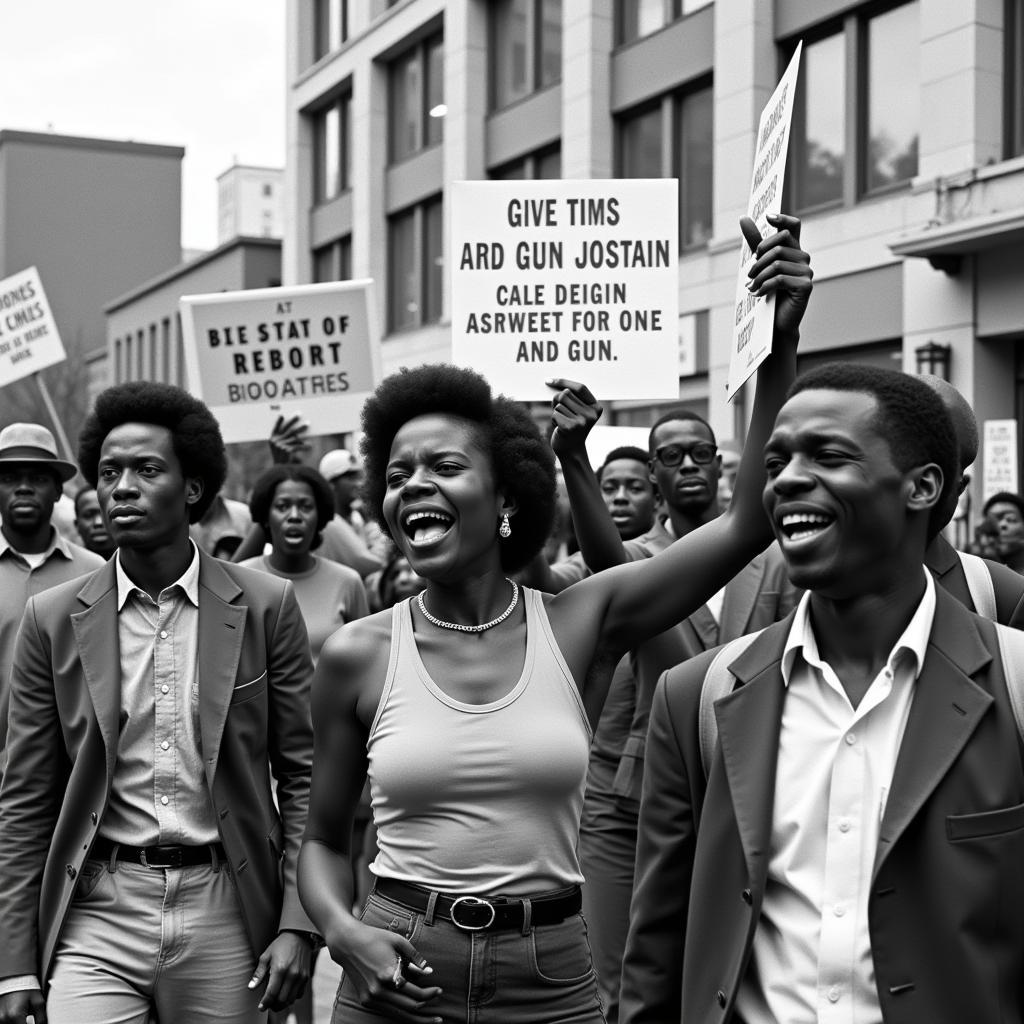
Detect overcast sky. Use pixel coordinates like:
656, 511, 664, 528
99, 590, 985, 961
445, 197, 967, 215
1, 1, 286, 253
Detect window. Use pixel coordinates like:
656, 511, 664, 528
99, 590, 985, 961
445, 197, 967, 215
313, 93, 351, 202
388, 196, 443, 331
616, 0, 712, 46
313, 237, 353, 283
491, 0, 562, 110
314, 0, 347, 61
789, 1, 919, 209
617, 82, 713, 249
491, 144, 562, 180
389, 34, 444, 163
1008, 0, 1024, 157
262, 183, 273, 198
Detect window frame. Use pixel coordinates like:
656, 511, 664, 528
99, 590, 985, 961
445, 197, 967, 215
489, 0, 563, 112
313, 0, 348, 62
388, 32, 445, 165
313, 91, 352, 204
387, 195, 444, 333
1005, 0, 1024, 159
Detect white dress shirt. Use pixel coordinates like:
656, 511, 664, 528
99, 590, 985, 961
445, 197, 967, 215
735, 569, 936, 1024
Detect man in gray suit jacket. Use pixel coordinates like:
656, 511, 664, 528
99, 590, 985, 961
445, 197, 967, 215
622, 364, 1024, 1023
0, 383, 317, 1024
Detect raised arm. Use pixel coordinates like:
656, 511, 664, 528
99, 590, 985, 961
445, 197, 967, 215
549, 214, 811, 660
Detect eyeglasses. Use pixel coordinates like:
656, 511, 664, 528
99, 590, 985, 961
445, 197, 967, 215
653, 442, 718, 468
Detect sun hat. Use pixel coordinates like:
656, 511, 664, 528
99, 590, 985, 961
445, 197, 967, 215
0, 422, 77, 483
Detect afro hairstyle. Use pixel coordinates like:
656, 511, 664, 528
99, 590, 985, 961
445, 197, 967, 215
78, 381, 227, 523
787, 362, 958, 539
248, 464, 335, 548
360, 363, 556, 573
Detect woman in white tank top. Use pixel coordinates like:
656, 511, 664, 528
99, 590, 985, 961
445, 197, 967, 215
299, 216, 812, 1023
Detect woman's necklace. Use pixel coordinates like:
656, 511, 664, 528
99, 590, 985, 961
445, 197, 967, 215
417, 579, 520, 633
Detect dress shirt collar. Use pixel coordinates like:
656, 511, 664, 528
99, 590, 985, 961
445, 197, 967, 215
116, 540, 201, 610
781, 567, 936, 688
0, 526, 70, 563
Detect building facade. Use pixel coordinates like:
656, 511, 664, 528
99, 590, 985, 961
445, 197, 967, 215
217, 164, 285, 243
0, 129, 183, 435
285, 0, 1024, 523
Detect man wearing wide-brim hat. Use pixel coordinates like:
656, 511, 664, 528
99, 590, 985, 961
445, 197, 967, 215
0, 423, 104, 761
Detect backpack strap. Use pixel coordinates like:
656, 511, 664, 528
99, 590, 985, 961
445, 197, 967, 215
959, 550, 997, 620
994, 622, 1024, 743
698, 630, 765, 778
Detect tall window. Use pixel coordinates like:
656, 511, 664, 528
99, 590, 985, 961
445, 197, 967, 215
314, 93, 351, 202
491, 144, 562, 179
1008, 0, 1024, 157
314, 0, 347, 61
390, 34, 444, 163
314, 237, 352, 283
491, 0, 562, 110
617, 82, 713, 249
616, 0, 712, 46
388, 196, 443, 331
790, 1, 919, 209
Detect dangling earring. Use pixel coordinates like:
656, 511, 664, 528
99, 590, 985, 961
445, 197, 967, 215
499, 513, 511, 539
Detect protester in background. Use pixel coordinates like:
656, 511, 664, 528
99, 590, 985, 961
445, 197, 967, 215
297, 213, 808, 1023
0, 424, 104, 767
716, 439, 742, 511
622, 363, 1024, 1024
190, 492, 253, 560
241, 464, 368, 660
984, 490, 1024, 575
72, 485, 116, 559
972, 517, 1002, 560
374, 547, 425, 613
0, 383, 317, 1023
318, 449, 390, 580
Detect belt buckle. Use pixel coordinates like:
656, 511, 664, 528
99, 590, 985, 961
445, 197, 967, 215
139, 846, 183, 869
450, 895, 496, 931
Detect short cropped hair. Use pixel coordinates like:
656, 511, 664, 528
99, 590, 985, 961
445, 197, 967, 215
248, 465, 335, 548
78, 382, 227, 523
360, 364, 556, 573
73, 485, 97, 517
598, 445, 654, 482
787, 363, 958, 539
983, 491, 1024, 520
647, 409, 716, 453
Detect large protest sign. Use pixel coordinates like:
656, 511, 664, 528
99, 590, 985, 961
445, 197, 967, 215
180, 280, 379, 444
727, 42, 803, 399
0, 266, 66, 389
452, 179, 679, 401
983, 419, 1018, 501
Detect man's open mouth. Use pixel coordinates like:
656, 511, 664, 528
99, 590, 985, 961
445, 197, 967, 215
779, 512, 834, 542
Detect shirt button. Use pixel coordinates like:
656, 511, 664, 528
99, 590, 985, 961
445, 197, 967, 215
838, 819, 851, 833
160, 630, 168, 639
845, 733, 857, 745
161, 740, 170, 751
161, 685, 170, 694
834, 904, 846, 917
160, 795, 169, 806
828, 985, 841, 1003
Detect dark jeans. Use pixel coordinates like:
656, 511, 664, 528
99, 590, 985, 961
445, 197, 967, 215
332, 885, 606, 1023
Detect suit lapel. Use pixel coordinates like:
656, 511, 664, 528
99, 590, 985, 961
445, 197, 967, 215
720, 554, 762, 640
196, 552, 247, 789
687, 606, 719, 649
873, 589, 994, 880
70, 564, 121, 777
713, 621, 791, 886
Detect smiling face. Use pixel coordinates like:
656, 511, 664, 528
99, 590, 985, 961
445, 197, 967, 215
96, 423, 202, 553
763, 388, 935, 598
382, 413, 512, 582
0, 466, 60, 541
648, 419, 720, 517
600, 457, 656, 540
267, 478, 318, 557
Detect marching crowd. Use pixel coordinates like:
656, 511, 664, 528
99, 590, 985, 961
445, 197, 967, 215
1, 212, 1024, 1024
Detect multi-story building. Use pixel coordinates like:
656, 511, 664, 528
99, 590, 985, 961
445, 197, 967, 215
285, 0, 1024, 522
217, 164, 285, 243
0, 129, 183, 434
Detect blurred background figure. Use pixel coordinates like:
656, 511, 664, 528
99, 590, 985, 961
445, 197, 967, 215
716, 439, 742, 512
971, 517, 1002, 560
72, 485, 116, 560
317, 449, 390, 580
984, 491, 1024, 574
189, 492, 253, 560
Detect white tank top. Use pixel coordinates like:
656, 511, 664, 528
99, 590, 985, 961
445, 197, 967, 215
367, 587, 591, 895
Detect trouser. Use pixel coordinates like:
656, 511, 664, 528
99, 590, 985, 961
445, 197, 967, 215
47, 856, 261, 1024
332, 884, 607, 1023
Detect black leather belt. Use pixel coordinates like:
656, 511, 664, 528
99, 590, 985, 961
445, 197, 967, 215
375, 878, 581, 932
91, 838, 225, 869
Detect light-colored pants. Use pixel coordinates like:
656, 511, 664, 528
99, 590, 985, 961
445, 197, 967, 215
47, 857, 260, 1024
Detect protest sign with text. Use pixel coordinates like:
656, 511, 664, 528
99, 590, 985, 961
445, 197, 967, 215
451, 179, 680, 401
728, 42, 803, 399
983, 419, 1019, 501
180, 280, 379, 444
0, 266, 66, 389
